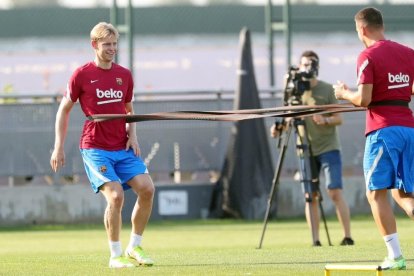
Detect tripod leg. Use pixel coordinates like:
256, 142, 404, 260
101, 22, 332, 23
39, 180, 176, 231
294, 119, 319, 245
257, 124, 292, 249
317, 193, 332, 246
305, 192, 319, 244
312, 177, 332, 246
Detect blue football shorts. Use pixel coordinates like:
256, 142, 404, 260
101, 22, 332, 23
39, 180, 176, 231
80, 148, 149, 193
364, 126, 414, 193
313, 149, 343, 190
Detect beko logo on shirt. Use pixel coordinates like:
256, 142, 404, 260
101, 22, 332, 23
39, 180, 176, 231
388, 72, 409, 83
96, 88, 123, 105
388, 72, 410, 89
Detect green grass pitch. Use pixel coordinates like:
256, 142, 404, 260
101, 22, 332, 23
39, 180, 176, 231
0, 215, 412, 275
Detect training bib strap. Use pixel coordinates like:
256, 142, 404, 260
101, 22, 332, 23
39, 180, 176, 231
368, 100, 409, 108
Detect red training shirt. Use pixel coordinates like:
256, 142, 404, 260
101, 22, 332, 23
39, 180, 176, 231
357, 40, 414, 135
65, 61, 134, 150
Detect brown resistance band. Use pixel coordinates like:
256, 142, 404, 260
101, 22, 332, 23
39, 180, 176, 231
89, 103, 366, 123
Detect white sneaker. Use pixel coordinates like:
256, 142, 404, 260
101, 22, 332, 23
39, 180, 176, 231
125, 246, 154, 266
380, 256, 406, 270
109, 256, 135, 268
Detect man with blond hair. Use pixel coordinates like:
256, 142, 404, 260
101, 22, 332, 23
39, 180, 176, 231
335, 7, 414, 270
50, 22, 155, 268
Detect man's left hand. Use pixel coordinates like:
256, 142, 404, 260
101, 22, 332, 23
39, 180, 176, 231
313, 114, 327, 125
126, 137, 141, 156
333, 81, 348, 100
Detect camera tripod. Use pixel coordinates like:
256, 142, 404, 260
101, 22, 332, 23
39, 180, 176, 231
257, 114, 332, 249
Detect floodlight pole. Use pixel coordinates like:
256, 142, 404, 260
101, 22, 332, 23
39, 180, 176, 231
110, 0, 134, 75
266, 0, 291, 87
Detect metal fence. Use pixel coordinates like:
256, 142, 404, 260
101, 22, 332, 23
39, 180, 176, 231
0, 91, 267, 183
0, 90, 368, 186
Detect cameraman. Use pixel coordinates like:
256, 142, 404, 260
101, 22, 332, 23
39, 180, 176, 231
270, 50, 354, 246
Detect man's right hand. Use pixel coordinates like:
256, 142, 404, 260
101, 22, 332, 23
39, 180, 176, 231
270, 123, 284, 138
270, 118, 290, 138
50, 148, 65, 172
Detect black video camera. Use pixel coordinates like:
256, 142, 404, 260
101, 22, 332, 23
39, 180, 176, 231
283, 58, 319, 105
